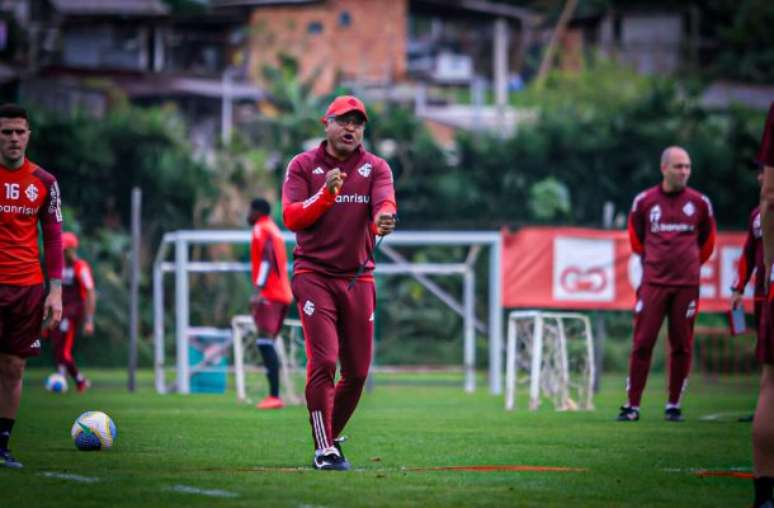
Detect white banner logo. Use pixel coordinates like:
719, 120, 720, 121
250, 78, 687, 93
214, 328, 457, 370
553, 237, 614, 301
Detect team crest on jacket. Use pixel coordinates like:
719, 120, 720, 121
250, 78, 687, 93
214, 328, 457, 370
24, 184, 38, 202
357, 163, 372, 178
303, 300, 315, 316
682, 201, 695, 217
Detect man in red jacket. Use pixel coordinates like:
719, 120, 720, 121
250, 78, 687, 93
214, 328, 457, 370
618, 146, 716, 423
248, 198, 292, 410
282, 95, 397, 470
0, 104, 63, 469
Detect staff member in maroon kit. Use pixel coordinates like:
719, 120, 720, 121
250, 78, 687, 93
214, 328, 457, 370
753, 102, 774, 508
731, 165, 764, 330
0, 103, 63, 469
282, 95, 397, 471
618, 146, 716, 423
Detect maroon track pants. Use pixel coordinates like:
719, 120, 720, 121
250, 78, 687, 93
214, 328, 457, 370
291, 272, 375, 451
626, 283, 699, 407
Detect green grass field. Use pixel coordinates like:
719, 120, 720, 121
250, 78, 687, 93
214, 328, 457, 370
1, 368, 757, 507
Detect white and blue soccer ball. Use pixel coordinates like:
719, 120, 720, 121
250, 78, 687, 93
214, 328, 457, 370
45, 373, 68, 393
71, 411, 117, 451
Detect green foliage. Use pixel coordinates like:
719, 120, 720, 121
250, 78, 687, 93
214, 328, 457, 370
528, 177, 571, 222
701, 0, 774, 83
28, 103, 210, 242
394, 61, 764, 230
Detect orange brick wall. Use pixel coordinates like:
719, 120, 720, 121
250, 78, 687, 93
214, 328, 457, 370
247, 0, 407, 95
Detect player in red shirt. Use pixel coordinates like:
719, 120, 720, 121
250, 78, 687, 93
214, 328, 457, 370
248, 198, 292, 410
753, 102, 774, 508
618, 146, 716, 423
46, 232, 96, 392
0, 104, 63, 469
282, 95, 397, 470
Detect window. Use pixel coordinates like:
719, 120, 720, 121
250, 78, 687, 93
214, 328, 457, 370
338, 11, 351, 28
307, 21, 323, 34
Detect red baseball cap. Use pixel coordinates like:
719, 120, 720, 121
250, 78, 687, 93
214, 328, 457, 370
322, 95, 368, 124
62, 232, 79, 250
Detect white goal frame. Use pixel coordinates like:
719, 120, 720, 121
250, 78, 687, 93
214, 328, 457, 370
505, 310, 595, 411
152, 230, 503, 395
231, 315, 303, 404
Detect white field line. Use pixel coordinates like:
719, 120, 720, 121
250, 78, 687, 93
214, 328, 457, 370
662, 466, 751, 473
167, 484, 239, 498
40, 472, 100, 483
699, 411, 750, 421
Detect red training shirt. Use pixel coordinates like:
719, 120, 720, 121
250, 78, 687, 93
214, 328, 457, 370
0, 158, 63, 285
250, 215, 292, 304
62, 258, 94, 307
628, 185, 716, 287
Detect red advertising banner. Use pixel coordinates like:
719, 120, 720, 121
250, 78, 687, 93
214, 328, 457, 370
501, 227, 749, 313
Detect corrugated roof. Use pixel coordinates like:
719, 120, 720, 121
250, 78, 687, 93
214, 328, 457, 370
210, 0, 318, 7
49, 0, 169, 17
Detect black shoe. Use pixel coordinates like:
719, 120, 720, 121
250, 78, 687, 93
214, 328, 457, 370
664, 407, 684, 422
616, 406, 639, 421
312, 449, 351, 471
312, 447, 352, 471
0, 449, 23, 469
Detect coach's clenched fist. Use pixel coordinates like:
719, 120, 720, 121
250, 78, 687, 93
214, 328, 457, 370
325, 168, 346, 195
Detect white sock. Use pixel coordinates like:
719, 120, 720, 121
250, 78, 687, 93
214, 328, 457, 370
315, 446, 340, 457
665, 403, 680, 410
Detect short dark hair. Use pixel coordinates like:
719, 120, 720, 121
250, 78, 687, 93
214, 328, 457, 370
250, 198, 271, 216
0, 103, 28, 121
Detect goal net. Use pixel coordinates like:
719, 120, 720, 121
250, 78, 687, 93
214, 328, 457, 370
231, 315, 305, 405
505, 310, 595, 411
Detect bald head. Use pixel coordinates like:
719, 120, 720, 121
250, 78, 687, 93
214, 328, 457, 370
661, 146, 689, 166
660, 146, 691, 192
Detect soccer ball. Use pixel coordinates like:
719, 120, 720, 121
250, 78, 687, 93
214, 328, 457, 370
71, 411, 117, 451
45, 373, 68, 393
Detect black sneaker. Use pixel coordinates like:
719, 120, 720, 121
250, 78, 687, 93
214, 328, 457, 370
664, 407, 684, 422
0, 449, 23, 469
616, 406, 640, 421
312, 449, 351, 471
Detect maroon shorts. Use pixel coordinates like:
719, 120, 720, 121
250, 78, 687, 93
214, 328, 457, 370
251, 299, 290, 338
758, 297, 774, 364
48, 306, 83, 364
0, 283, 46, 358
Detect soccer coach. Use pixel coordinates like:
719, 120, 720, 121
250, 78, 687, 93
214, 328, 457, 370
282, 95, 397, 471
617, 146, 716, 423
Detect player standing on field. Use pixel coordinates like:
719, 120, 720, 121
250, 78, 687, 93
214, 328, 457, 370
0, 103, 63, 469
753, 102, 774, 508
46, 231, 95, 392
248, 198, 292, 410
282, 95, 397, 470
731, 165, 764, 331
617, 146, 716, 423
